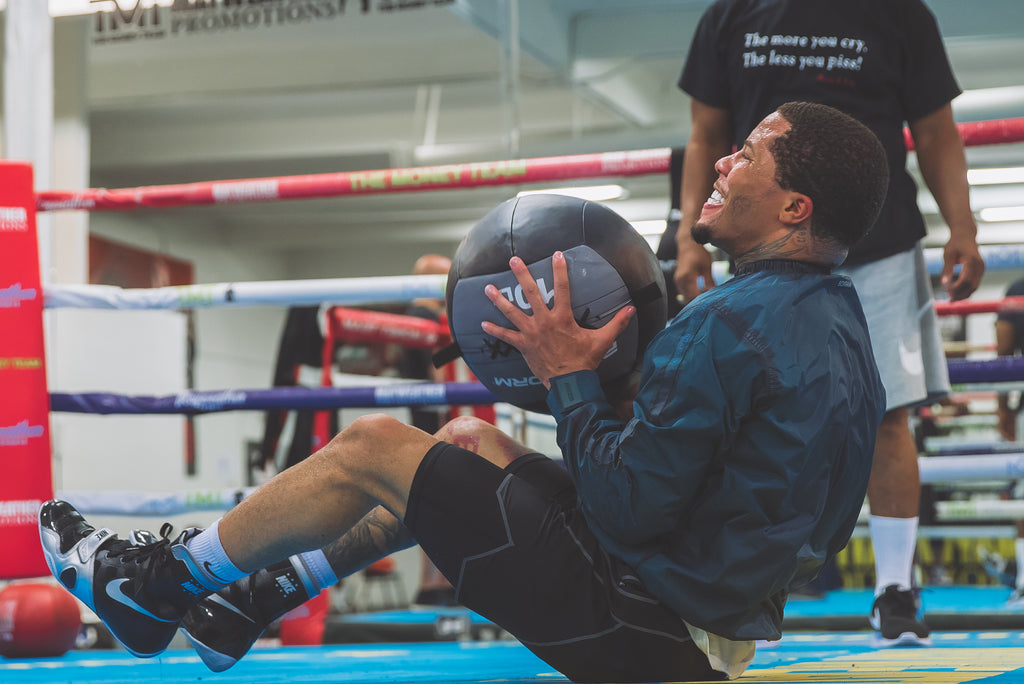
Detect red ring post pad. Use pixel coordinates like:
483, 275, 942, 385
328, 306, 449, 349
0, 161, 54, 579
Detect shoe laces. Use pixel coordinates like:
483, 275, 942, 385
110, 522, 176, 573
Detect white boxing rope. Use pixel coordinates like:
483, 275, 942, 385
937, 499, 1024, 522
919, 453, 1024, 482
45, 242, 1020, 312
707, 243, 1022, 288
45, 274, 447, 310
952, 382, 1024, 394
57, 487, 256, 517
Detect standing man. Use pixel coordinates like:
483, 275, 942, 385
674, 0, 985, 646
42, 103, 886, 682
996, 278, 1024, 444
994, 276, 1024, 605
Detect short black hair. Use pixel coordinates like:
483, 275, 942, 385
771, 102, 889, 248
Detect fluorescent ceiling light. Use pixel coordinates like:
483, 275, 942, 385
517, 184, 626, 202
968, 167, 1024, 186
979, 206, 1024, 223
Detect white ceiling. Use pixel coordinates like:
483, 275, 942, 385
64, 0, 1024, 263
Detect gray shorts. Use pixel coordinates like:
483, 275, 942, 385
836, 244, 950, 411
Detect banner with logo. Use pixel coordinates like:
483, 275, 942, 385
0, 161, 53, 579
90, 0, 455, 45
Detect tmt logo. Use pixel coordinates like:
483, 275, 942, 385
90, 0, 165, 37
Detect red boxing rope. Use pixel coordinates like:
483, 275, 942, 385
35, 149, 669, 212
904, 116, 1024, 151
36, 117, 1024, 213
935, 296, 1024, 317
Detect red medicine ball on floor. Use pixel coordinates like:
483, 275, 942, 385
0, 583, 82, 658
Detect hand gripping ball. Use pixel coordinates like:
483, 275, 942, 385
0, 582, 82, 658
445, 194, 667, 413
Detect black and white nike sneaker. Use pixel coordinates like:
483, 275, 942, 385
38, 500, 216, 658
869, 584, 931, 647
181, 557, 313, 671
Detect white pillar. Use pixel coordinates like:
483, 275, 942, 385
497, 0, 521, 157
53, 16, 91, 286
3, 0, 55, 282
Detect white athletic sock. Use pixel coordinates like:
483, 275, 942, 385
870, 515, 918, 595
291, 549, 338, 597
1016, 538, 1024, 589
183, 519, 248, 590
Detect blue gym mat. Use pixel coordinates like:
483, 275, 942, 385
4, 587, 1024, 683
783, 586, 1022, 617
325, 587, 1024, 638
4, 632, 1024, 683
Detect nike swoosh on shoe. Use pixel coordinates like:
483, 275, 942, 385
206, 593, 258, 623
105, 578, 176, 623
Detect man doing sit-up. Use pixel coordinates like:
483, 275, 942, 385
41, 101, 886, 683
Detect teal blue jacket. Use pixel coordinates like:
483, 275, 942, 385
548, 259, 885, 641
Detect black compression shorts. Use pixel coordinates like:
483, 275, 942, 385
403, 442, 724, 683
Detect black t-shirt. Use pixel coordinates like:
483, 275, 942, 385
678, 0, 961, 265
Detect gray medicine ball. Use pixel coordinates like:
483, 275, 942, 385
445, 194, 667, 413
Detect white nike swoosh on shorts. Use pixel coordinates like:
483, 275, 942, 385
898, 338, 925, 377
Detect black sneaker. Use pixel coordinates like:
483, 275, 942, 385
869, 584, 931, 647
181, 558, 312, 671
38, 500, 214, 658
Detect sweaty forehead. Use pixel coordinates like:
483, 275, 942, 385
748, 113, 791, 151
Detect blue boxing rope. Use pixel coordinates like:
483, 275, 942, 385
44, 273, 447, 310
925, 243, 1024, 274
46, 356, 1024, 416
947, 356, 1024, 384
50, 381, 497, 415
926, 441, 1024, 457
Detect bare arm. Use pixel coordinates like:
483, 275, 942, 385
909, 104, 985, 301
674, 99, 733, 302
